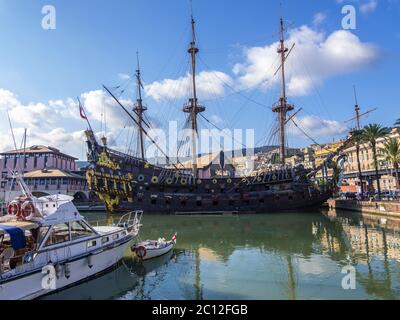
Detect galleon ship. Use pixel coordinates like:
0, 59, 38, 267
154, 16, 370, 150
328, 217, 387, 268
84, 16, 353, 214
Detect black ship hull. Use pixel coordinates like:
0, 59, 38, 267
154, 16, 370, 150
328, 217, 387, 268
85, 135, 337, 215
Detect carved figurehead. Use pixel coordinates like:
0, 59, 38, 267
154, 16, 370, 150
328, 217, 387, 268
85, 130, 100, 163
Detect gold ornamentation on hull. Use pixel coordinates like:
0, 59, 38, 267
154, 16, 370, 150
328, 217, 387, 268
98, 193, 121, 213
97, 152, 121, 170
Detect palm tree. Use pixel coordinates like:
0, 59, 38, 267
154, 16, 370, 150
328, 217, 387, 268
380, 138, 400, 191
360, 124, 390, 199
395, 119, 400, 134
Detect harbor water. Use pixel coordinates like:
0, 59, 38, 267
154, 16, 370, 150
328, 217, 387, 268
41, 210, 400, 300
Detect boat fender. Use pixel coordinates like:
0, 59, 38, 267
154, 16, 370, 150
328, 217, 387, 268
197, 179, 202, 185
21, 201, 36, 221
7, 201, 20, 216
136, 246, 147, 259
87, 254, 93, 269
212, 179, 218, 185
166, 178, 173, 185
151, 176, 159, 184
64, 263, 71, 279
138, 175, 145, 182
181, 178, 188, 185
227, 179, 232, 184
55, 264, 62, 279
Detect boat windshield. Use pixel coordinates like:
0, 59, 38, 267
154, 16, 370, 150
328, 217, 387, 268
43, 221, 96, 248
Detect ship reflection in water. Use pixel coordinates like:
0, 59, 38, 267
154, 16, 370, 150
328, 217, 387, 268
41, 210, 400, 300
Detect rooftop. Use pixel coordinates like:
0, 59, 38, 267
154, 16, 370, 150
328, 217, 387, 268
174, 151, 234, 170
23, 169, 85, 180
1, 145, 77, 160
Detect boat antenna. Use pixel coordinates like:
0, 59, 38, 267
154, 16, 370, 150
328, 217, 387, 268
7, 111, 18, 151
183, 10, 205, 178
6, 112, 32, 198
23, 128, 27, 172
134, 51, 147, 161
272, 16, 294, 166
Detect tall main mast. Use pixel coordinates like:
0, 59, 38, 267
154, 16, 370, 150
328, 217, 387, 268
183, 15, 205, 178
272, 17, 294, 166
134, 52, 147, 161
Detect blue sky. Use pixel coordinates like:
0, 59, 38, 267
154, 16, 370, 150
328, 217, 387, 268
0, 0, 399, 160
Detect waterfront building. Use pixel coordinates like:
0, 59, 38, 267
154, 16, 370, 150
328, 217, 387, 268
307, 130, 400, 193
0, 145, 88, 202
301, 147, 316, 170
340, 129, 400, 193
175, 151, 236, 179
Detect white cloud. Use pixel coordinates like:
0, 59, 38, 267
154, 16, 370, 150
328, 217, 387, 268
290, 115, 348, 137
144, 71, 232, 102
118, 73, 131, 81
313, 12, 327, 26
209, 115, 224, 125
0, 87, 136, 158
80, 90, 133, 130
0, 89, 61, 128
29, 128, 87, 150
233, 26, 379, 96
360, 0, 378, 13
336, 0, 379, 14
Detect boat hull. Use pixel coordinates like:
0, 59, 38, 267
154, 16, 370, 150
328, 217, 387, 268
85, 143, 338, 214
0, 237, 132, 300
114, 191, 331, 214
138, 243, 174, 261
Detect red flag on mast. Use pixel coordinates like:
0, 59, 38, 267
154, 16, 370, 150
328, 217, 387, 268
78, 99, 88, 120
172, 233, 177, 244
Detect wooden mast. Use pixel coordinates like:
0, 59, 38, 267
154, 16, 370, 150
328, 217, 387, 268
183, 15, 205, 178
134, 52, 147, 161
272, 17, 294, 166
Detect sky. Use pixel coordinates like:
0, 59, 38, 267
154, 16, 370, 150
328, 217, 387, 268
0, 0, 399, 160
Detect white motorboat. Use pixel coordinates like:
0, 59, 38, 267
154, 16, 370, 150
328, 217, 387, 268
0, 174, 142, 300
132, 233, 177, 261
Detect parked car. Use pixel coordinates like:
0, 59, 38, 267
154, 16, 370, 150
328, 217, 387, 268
345, 192, 357, 200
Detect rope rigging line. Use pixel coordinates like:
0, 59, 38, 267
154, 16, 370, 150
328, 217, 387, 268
199, 114, 248, 150
290, 118, 332, 151
197, 56, 273, 110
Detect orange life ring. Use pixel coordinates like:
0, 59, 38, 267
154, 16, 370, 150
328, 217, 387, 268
21, 201, 36, 220
135, 246, 147, 259
7, 201, 20, 216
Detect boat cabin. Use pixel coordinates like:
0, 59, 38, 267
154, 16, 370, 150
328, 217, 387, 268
0, 201, 98, 275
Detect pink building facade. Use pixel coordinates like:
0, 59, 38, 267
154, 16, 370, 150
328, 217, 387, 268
0, 146, 88, 202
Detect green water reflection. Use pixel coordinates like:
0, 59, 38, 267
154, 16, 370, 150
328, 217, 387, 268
42, 210, 400, 300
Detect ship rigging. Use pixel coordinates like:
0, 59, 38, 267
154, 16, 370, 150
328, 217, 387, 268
83, 13, 355, 214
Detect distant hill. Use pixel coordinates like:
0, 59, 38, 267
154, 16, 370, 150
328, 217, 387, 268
76, 161, 89, 170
